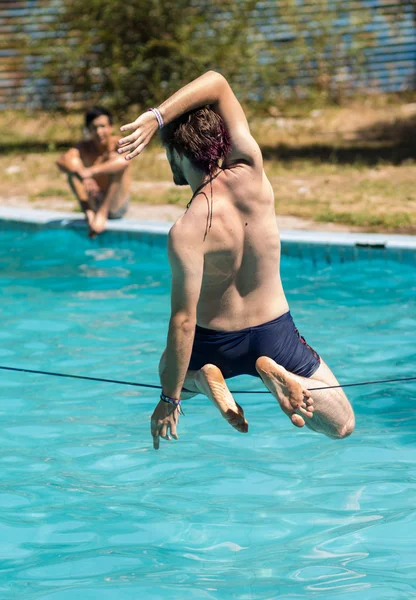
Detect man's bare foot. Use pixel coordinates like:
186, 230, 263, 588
255, 357, 314, 427
196, 364, 248, 433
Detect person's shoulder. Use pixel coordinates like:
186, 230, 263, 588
75, 140, 89, 149
75, 140, 93, 155
222, 137, 263, 174
169, 213, 193, 242
60, 143, 83, 159
168, 215, 206, 274
169, 211, 205, 251
109, 136, 121, 152
222, 159, 262, 182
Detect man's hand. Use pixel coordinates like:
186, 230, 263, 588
83, 176, 101, 199
118, 111, 159, 161
151, 399, 180, 450
77, 168, 100, 199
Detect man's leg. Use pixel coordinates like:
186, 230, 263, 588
184, 365, 248, 433
88, 170, 130, 237
65, 155, 96, 226
158, 352, 248, 433
255, 357, 355, 439
103, 168, 130, 218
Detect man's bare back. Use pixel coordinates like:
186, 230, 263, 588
179, 164, 288, 331
117, 71, 355, 449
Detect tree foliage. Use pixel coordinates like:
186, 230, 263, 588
33, 0, 263, 113
28, 0, 414, 112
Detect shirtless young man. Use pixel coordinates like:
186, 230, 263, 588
57, 107, 130, 238
118, 71, 355, 450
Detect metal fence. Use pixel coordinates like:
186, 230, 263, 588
0, 0, 414, 110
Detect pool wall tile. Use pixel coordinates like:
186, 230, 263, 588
1, 206, 415, 266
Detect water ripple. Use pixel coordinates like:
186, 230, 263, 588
0, 231, 415, 598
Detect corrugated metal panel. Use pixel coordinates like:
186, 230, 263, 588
250, 0, 415, 93
0, 0, 72, 109
0, 0, 414, 109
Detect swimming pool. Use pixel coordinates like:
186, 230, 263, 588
1, 226, 415, 599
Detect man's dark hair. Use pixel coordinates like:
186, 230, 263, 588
160, 106, 231, 176
85, 106, 113, 128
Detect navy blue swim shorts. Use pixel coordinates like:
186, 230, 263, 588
188, 311, 320, 379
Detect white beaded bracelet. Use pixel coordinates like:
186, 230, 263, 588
148, 107, 164, 129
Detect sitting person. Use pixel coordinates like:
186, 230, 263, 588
57, 106, 130, 237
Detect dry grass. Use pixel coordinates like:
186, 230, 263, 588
1, 96, 415, 232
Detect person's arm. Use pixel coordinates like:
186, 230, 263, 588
150, 220, 204, 449
56, 146, 98, 193
161, 224, 203, 397
87, 168, 127, 238
78, 152, 128, 180
56, 146, 100, 229
118, 70, 262, 168
56, 147, 82, 175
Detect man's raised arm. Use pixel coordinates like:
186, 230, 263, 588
118, 71, 262, 167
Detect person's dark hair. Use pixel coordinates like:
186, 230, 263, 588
160, 106, 231, 176
85, 106, 113, 128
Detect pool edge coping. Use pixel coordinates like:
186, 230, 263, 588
1, 205, 416, 250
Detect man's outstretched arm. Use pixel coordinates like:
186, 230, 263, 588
118, 71, 262, 167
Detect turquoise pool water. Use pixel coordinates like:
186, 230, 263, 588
0, 228, 415, 600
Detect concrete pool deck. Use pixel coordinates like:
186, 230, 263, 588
1, 205, 416, 250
